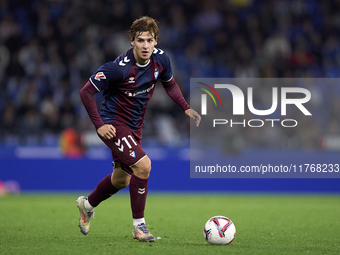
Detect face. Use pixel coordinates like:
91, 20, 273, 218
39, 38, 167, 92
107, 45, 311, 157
131, 31, 157, 65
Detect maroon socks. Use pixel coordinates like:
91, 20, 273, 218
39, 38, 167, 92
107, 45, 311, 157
129, 174, 149, 219
87, 173, 149, 220
88, 174, 119, 207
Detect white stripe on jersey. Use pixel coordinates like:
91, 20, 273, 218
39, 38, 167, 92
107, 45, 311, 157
161, 75, 173, 83
89, 78, 101, 92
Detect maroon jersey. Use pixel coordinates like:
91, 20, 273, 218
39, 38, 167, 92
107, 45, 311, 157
80, 48, 190, 136
89, 48, 173, 131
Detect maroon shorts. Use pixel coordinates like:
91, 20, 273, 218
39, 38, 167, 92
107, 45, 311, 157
99, 123, 146, 175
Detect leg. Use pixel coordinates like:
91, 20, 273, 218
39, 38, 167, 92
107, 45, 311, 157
131, 155, 151, 179
77, 164, 129, 235
95, 124, 154, 241
129, 156, 155, 242
111, 163, 131, 189
129, 156, 151, 220
88, 164, 130, 208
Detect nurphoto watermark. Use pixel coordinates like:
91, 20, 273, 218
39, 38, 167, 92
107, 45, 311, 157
190, 78, 340, 178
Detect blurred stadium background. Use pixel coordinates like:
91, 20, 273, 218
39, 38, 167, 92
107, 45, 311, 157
1, 0, 340, 193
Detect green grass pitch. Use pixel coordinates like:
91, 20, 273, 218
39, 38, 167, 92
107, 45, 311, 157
1, 193, 339, 255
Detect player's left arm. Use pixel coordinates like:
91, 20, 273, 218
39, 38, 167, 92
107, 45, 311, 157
161, 78, 201, 127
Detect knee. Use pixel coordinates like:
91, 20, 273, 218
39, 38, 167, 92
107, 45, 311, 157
132, 156, 151, 179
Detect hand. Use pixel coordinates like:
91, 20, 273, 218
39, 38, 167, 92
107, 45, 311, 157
97, 124, 116, 139
185, 108, 201, 127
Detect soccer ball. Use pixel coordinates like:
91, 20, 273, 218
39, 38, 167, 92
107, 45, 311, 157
203, 216, 236, 245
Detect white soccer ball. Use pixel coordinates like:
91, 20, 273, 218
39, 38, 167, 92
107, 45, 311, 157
203, 216, 236, 245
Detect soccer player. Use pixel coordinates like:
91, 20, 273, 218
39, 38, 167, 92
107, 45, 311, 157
76, 16, 201, 242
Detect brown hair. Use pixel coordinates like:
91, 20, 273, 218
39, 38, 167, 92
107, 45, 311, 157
128, 16, 159, 41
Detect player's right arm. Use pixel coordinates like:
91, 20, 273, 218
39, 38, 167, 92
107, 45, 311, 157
80, 57, 127, 139
80, 81, 116, 139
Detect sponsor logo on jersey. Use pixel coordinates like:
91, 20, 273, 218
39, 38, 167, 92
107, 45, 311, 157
125, 84, 155, 97
94, 72, 106, 81
128, 77, 135, 83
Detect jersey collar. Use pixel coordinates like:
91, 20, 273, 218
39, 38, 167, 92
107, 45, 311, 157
135, 59, 150, 67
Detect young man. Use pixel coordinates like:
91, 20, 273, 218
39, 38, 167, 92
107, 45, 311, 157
77, 16, 201, 242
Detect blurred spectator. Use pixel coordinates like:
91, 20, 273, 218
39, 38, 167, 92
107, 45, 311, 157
263, 32, 291, 62
0, 99, 17, 137
0, 43, 9, 82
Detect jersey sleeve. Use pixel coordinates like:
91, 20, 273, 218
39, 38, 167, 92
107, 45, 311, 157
89, 62, 125, 91
159, 51, 173, 82
80, 80, 105, 129
162, 78, 190, 112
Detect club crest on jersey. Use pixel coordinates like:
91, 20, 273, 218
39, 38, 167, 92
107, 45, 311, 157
129, 150, 136, 158
154, 69, 159, 80
94, 72, 106, 81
